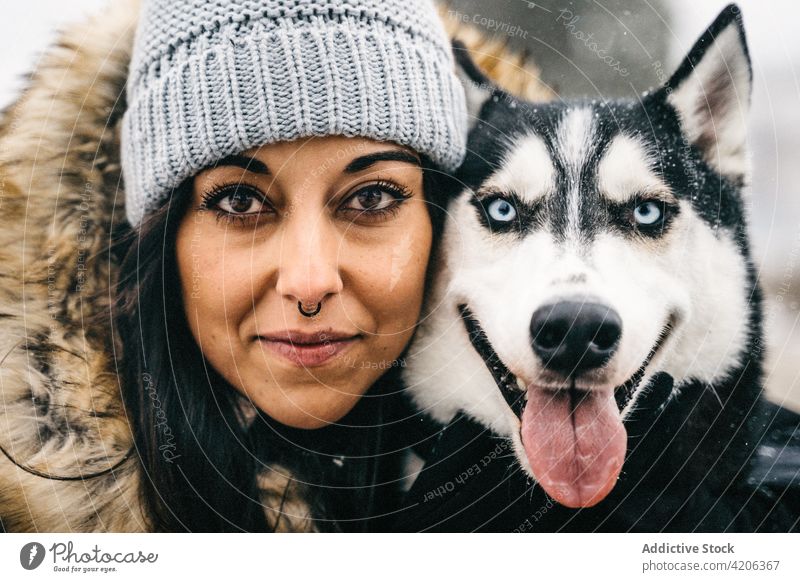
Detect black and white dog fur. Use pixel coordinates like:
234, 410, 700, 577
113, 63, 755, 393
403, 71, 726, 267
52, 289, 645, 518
402, 4, 799, 528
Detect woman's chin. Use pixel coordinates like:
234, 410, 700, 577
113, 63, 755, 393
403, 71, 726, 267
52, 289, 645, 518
248, 385, 364, 429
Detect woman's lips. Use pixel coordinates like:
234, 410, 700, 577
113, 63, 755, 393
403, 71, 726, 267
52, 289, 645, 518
257, 336, 359, 367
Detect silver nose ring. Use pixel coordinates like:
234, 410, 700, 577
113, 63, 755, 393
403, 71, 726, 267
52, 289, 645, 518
298, 301, 321, 317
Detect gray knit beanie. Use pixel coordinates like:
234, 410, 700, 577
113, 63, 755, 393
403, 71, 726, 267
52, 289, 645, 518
121, 0, 467, 227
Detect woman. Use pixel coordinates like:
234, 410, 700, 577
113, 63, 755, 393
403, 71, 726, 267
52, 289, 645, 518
0, 0, 544, 532
115, 0, 472, 532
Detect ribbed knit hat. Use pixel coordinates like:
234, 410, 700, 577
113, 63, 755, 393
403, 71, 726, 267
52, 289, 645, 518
121, 0, 468, 227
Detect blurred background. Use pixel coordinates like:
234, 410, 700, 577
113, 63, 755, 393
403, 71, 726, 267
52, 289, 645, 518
1, 0, 798, 411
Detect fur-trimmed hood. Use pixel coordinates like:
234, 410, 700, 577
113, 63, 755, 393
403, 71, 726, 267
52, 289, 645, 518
0, 0, 548, 532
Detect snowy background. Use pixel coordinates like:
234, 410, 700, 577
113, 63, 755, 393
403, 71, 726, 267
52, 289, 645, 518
1, 0, 798, 411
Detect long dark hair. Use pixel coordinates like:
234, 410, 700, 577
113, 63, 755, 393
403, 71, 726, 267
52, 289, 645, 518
111, 155, 455, 532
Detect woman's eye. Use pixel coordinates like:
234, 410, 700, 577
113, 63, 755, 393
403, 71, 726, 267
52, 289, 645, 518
633, 200, 664, 226
486, 197, 517, 223
341, 182, 411, 215
211, 186, 268, 215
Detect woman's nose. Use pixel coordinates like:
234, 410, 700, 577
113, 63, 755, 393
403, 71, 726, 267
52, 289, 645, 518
274, 210, 344, 307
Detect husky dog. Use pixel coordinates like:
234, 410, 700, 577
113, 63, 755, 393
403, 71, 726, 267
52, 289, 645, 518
400, 4, 799, 529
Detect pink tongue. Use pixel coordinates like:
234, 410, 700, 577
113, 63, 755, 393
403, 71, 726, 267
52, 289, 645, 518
520, 387, 626, 508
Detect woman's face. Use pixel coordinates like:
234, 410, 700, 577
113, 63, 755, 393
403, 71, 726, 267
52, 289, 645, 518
176, 136, 433, 429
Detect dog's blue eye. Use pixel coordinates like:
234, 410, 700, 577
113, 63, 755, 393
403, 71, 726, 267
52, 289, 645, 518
487, 198, 517, 222
633, 201, 662, 226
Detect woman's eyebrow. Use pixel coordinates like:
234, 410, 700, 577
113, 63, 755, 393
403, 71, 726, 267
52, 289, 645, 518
212, 154, 270, 175
344, 150, 421, 173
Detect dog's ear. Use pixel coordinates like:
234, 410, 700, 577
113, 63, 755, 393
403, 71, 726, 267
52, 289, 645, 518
664, 4, 752, 179
452, 39, 498, 131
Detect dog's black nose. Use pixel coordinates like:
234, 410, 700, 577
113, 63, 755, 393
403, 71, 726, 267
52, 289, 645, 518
530, 302, 622, 376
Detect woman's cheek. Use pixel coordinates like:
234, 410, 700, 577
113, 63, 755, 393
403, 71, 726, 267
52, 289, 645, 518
178, 231, 241, 331
386, 231, 418, 294
372, 226, 432, 329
